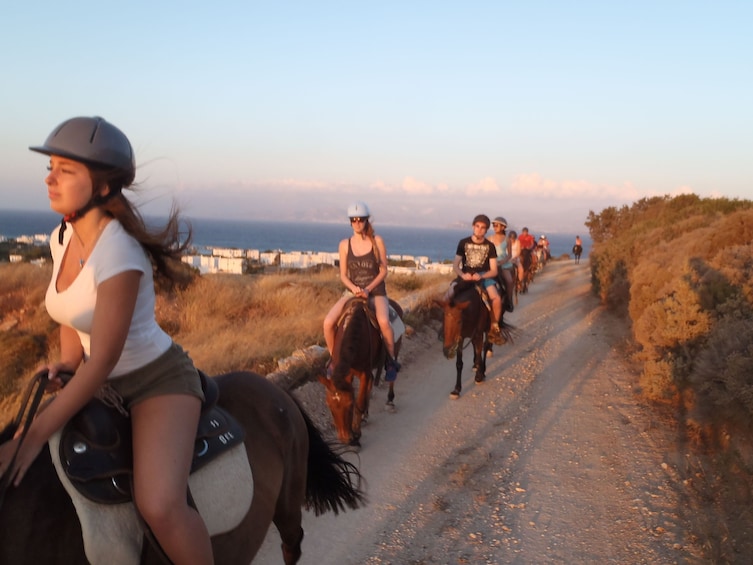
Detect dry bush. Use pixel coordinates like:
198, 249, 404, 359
589, 198, 753, 456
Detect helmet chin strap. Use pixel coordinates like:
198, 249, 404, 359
57, 191, 117, 245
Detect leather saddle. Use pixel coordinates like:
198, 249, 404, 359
339, 296, 403, 330
58, 371, 244, 504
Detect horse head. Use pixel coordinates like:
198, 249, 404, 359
318, 372, 357, 445
318, 299, 377, 446
435, 298, 471, 359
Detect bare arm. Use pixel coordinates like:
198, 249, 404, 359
338, 238, 360, 294
486, 257, 499, 279
3, 270, 141, 485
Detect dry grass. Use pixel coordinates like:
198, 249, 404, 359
0, 263, 450, 426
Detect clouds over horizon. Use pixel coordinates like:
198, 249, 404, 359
191, 171, 681, 205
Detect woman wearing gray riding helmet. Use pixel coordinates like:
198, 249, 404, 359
0, 117, 213, 565
322, 201, 400, 381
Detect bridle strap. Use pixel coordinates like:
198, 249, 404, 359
0, 370, 50, 509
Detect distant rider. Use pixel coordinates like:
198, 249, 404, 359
490, 216, 515, 313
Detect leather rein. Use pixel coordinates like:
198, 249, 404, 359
0, 370, 51, 510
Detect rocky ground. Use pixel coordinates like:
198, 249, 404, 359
254, 260, 749, 564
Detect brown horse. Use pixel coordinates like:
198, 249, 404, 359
437, 283, 513, 399
519, 247, 537, 293
573, 244, 583, 264
319, 297, 403, 447
0, 370, 365, 565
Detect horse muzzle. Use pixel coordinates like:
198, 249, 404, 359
443, 344, 458, 359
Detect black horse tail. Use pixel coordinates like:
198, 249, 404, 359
292, 395, 367, 515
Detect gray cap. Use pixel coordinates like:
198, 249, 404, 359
30, 116, 135, 184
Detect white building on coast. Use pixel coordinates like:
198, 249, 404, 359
182, 246, 450, 275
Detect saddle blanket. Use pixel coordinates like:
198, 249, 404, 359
48, 430, 253, 565
389, 304, 406, 341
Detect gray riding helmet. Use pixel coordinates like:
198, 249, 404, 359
30, 116, 136, 185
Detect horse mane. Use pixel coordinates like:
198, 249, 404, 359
332, 301, 370, 390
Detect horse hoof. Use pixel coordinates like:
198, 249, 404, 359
450, 389, 460, 399
475, 375, 485, 384
385, 401, 396, 412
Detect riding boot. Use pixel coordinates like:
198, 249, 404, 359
505, 295, 514, 313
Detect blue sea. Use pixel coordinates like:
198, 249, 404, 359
0, 209, 591, 263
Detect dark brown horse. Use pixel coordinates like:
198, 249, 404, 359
519, 247, 537, 293
319, 297, 403, 447
0, 370, 365, 565
573, 244, 583, 264
437, 284, 512, 399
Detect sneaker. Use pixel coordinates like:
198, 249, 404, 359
488, 324, 505, 345
385, 357, 401, 382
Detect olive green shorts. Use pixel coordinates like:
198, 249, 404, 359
107, 342, 205, 409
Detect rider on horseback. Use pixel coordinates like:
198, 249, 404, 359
322, 201, 400, 381
445, 214, 505, 345
0, 116, 213, 565
490, 216, 515, 313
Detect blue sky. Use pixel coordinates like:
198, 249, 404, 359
1, 1, 751, 233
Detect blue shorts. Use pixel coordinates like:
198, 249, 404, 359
480, 272, 497, 289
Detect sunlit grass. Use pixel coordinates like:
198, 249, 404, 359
0, 263, 451, 427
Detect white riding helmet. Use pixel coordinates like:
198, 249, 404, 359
347, 201, 370, 218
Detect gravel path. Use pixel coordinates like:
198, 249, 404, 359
254, 260, 707, 564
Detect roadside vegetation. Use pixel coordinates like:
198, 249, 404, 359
0, 260, 450, 426
588, 193, 753, 552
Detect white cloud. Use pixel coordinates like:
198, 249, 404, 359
510, 173, 649, 202
466, 177, 500, 195
401, 176, 434, 195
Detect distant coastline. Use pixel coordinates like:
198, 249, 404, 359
0, 208, 591, 262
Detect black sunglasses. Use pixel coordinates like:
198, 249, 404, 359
350, 217, 367, 223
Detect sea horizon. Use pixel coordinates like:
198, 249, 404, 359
1, 208, 591, 262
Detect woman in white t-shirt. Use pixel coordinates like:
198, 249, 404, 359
509, 230, 522, 286
0, 117, 212, 565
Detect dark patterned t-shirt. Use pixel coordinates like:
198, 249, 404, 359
455, 236, 497, 274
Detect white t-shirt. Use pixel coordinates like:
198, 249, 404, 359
45, 220, 172, 378
510, 240, 521, 263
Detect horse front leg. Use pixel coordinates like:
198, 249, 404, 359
351, 371, 373, 446
385, 382, 395, 412
473, 336, 487, 384
450, 346, 463, 399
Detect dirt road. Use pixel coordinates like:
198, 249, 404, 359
255, 260, 706, 564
